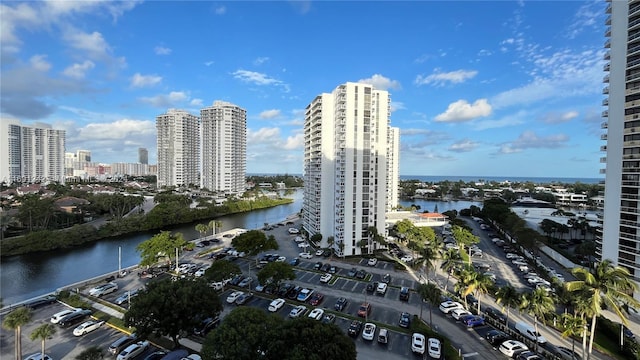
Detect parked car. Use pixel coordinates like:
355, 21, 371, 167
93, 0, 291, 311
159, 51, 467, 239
376, 282, 388, 295
50, 308, 78, 324
308, 308, 324, 320
23, 354, 53, 360
309, 293, 324, 306
347, 320, 363, 337
553, 346, 582, 360
377, 328, 389, 344
268, 298, 286, 312
226, 291, 244, 304
108, 335, 138, 355
321, 313, 336, 324
115, 289, 139, 305
399, 286, 410, 301
24, 295, 57, 309
89, 282, 118, 297
297, 288, 314, 302
73, 320, 104, 336
299, 252, 313, 259
461, 315, 485, 327
411, 333, 426, 354
238, 277, 253, 288
485, 329, 510, 345
58, 309, 92, 327
398, 312, 411, 328
366, 281, 378, 293
334, 297, 348, 311
289, 257, 300, 266
347, 268, 358, 277
193, 317, 220, 337
367, 258, 378, 266
451, 308, 471, 321
499, 340, 529, 357
428, 338, 442, 359
319, 273, 332, 283
515, 322, 548, 344
439, 301, 464, 314
382, 273, 391, 283
516, 351, 542, 360
362, 323, 376, 341
117, 340, 150, 360
485, 307, 507, 324
355, 270, 367, 279
357, 302, 372, 317
289, 305, 307, 318
235, 292, 254, 305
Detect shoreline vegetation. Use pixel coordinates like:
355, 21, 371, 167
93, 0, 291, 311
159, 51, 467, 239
0, 195, 293, 257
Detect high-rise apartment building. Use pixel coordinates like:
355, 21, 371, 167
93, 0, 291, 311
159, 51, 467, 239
156, 109, 200, 188
0, 119, 66, 184
600, 0, 640, 290
200, 101, 247, 193
302, 82, 399, 257
138, 147, 148, 164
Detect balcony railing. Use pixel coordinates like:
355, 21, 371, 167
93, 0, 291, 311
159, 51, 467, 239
605, 27, 611, 37
601, 133, 608, 140
603, 86, 609, 94
605, 39, 611, 48
601, 121, 608, 128
600, 145, 607, 151
604, 63, 610, 71
602, 98, 609, 106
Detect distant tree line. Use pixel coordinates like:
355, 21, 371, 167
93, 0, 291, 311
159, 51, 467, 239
246, 174, 303, 188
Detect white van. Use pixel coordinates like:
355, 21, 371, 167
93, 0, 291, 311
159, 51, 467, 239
515, 322, 547, 344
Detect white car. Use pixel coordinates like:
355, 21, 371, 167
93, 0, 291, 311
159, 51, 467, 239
115, 289, 139, 305
51, 308, 78, 324
320, 273, 332, 283
288, 228, 299, 234
400, 255, 414, 262
73, 320, 104, 336
117, 340, 150, 360
451, 308, 471, 320
299, 252, 313, 259
268, 298, 286, 312
289, 305, 307, 318
89, 282, 118, 297
499, 340, 529, 357
226, 291, 244, 304
23, 354, 53, 360
298, 242, 310, 248
315, 249, 324, 256
428, 338, 442, 359
445, 243, 460, 250
194, 266, 210, 277
376, 282, 388, 295
439, 301, 464, 314
411, 333, 426, 354
275, 256, 287, 262
362, 322, 376, 341
294, 236, 305, 243
308, 308, 324, 320
367, 258, 378, 266
506, 253, 520, 259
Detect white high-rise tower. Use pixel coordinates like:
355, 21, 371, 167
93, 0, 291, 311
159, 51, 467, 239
302, 82, 399, 257
156, 109, 200, 188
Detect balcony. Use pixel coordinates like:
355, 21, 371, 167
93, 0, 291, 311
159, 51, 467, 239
604, 51, 610, 60
606, 15, 611, 26
627, 84, 640, 95
600, 168, 607, 174
600, 156, 607, 163
600, 145, 607, 151
605, 27, 611, 37
604, 63, 610, 71
603, 86, 609, 94
605, 39, 611, 48
606, 4, 611, 14
630, 17, 640, 31
602, 121, 608, 129
603, 75, 610, 83
601, 133, 608, 140
602, 110, 609, 118
602, 98, 609, 106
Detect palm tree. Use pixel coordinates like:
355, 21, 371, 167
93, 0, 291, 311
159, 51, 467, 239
195, 223, 208, 239
208, 220, 222, 236
496, 285, 520, 325
462, 271, 493, 314
519, 288, 555, 352
559, 313, 585, 358
440, 248, 461, 292
571, 290, 594, 358
3, 306, 33, 360
30, 323, 56, 359
417, 282, 442, 328
565, 259, 640, 358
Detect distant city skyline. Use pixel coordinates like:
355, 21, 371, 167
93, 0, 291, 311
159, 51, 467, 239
0, 1, 606, 177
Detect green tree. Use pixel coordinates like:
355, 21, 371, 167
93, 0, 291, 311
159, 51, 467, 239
417, 282, 442, 328
30, 323, 56, 360
462, 271, 493, 314
257, 262, 296, 290
208, 220, 222, 236
124, 278, 223, 348
559, 313, 586, 358
203, 259, 242, 291
269, 317, 356, 360
310, 233, 322, 245
16, 194, 57, 232
202, 307, 281, 360
519, 288, 555, 352
326, 236, 335, 258
496, 285, 520, 325
232, 230, 279, 266
565, 259, 640, 358
440, 248, 461, 292
75, 345, 104, 360
136, 231, 187, 267
195, 223, 208, 239
3, 306, 33, 360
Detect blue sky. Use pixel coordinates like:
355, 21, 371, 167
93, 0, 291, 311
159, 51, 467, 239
0, 1, 607, 178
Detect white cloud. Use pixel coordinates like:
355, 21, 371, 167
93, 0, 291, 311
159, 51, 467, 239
190, 98, 203, 106
498, 130, 569, 154
259, 109, 281, 119
541, 110, 579, 124
204, 61, 214, 67
214, 6, 226, 15
434, 99, 492, 123
63, 60, 95, 79
566, 1, 604, 39
283, 133, 304, 150
415, 69, 478, 87
77, 119, 156, 140
29, 54, 51, 72
63, 29, 111, 59
477, 49, 492, 57
448, 139, 479, 153
139, 91, 189, 107
390, 101, 405, 112
130, 73, 162, 88
253, 57, 269, 66
357, 74, 401, 91
232, 69, 289, 92
154, 46, 172, 55
473, 110, 527, 131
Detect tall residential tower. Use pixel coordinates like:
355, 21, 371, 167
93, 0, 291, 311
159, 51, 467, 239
600, 0, 640, 290
200, 101, 247, 194
156, 109, 200, 188
302, 82, 399, 257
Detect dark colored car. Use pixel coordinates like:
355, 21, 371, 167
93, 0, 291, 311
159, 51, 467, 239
142, 351, 167, 360
355, 270, 367, 279
382, 273, 391, 283
335, 297, 348, 311
328, 265, 337, 274
462, 315, 485, 327
235, 292, 254, 305
399, 312, 411, 328
287, 286, 302, 300
58, 309, 92, 327
347, 268, 358, 277
320, 263, 331, 272
347, 320, 363, 337
289, 257, 300, 266
366, 282, 378, 293
322, 249, 332, 257
466, 294, 479, 308
309, 293, 324, 306
193, 317, 220, 336
485, 307, 507, 324
485, 329, 509, 345
314, 262, 323, 270
229, 275, 244, 286
278, 283, 294, 297
399, 287, 410, 301
108, 334, 138, 355
321, 313, 336, 324
24, 295, 57, 309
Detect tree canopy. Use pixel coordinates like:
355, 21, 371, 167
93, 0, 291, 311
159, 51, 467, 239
204, 259, 241, 283
256, 262, 296, 289
202, 307, 356, 360
124, 278, 222, 347
232, 230, 279, 258
136, 231, 187, 267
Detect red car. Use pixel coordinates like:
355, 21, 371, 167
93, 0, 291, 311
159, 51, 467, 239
309, 293, 324, 306
357, 302, 371, 317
